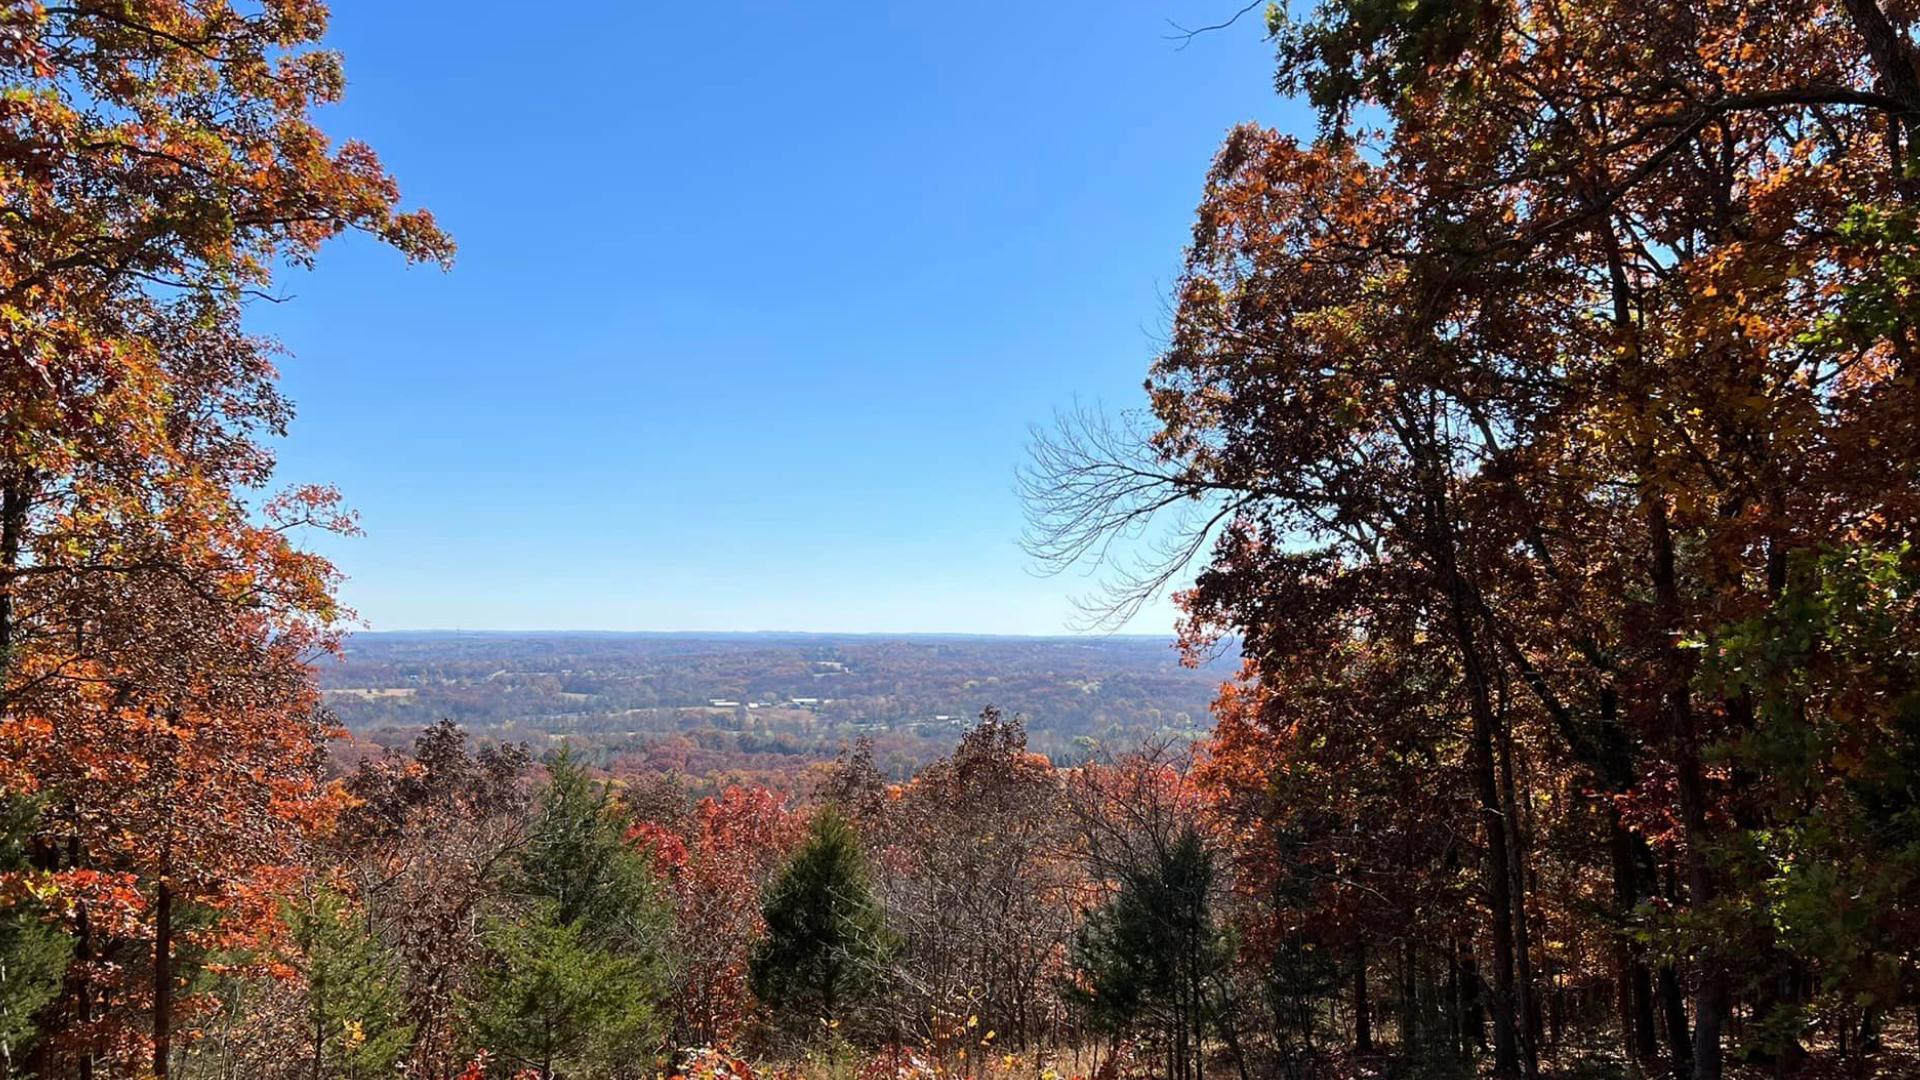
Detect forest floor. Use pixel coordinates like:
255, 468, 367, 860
1194, 1024, 1920, 1080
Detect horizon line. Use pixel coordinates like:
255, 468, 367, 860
343, 627, 1188, 641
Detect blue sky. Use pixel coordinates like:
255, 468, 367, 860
257, 1, 1306, 635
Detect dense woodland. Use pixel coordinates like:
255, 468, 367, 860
4, 2, 1920, 1080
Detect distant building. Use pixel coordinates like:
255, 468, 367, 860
709, 699, 741, 708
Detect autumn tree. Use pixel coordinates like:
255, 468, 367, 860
814, 737, 889, 830
872, 710, 1076, 1053
635, 784, 805, 1048
1199, 631, 1479, 1065
0, 3, 449, 1077
336, 723, 531, 1078
1024, 1, 1920, 1077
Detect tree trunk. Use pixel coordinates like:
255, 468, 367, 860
1661, 960, 1693, 1080
1461, 634, 1523, 1077
1610, 816, 1659, 1065
74, 833, 95, 1080
1211, 971, 1253, 1080
1842, 0, 1920, 113
1461, 953, 1486, 1054
1401, 939, 1418, 1051
1447, 942, 1461, 1053
1354, 944, 1373, 1053
1499, 720, 1541, 1080
1655, 848, 1697, 1080
1422, 468, 1523, 1075
0, 473, 27, 689
1644, 495, 1725, 1080
154, 869, 173, 1080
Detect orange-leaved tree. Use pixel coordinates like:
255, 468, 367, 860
635, 784, 805, 1049
0, 3, 450, 1077
1024, 1, 1920, 1077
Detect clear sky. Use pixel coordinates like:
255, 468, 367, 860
256, 1, 1307, 635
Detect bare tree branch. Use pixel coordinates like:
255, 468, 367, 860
1018, 404, 1243, 631
1165, 1, 1266, 50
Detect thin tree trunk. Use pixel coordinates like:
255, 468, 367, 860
1661, 960, 1693, 1080
1423, 477, 1524, 1074
1462, 953, 1485, 1054
1499, 717, 1541, 1080
1210, 971, 1253, 1080
1610, 816, 1659, 1066
154, 866, 173, 1080
1644, 494, 1725, 1080
73, 833, 95, 1080
1443, 937, 1459, 1053
1460, 627, 1523, 1076
1402, 939, 1418, 1051
1354, 944, 1373, 1053
0, 473, 27, 690
1658, 841, 1697, 1080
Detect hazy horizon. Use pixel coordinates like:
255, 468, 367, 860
343, 628, 1187, 640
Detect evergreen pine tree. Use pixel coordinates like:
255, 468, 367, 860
1067, 828, 1231, 1080
466, 749, 670, 1078
468, 901, 660, 1080
0, 794, 72, 1076
512, 748, 669, 954
749, 809, 895, 1038
287, 887, 412, 1080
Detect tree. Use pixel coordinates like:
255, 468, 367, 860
750, 809, 896, 1040
1062, 748, 1247, 1080
1023, 1, 1920, 1076
285, 886, 413, 1080
1198, 644, 1475, 1063
0, 794, 70, 1076
9, 585, 351, 1080
636, 785, 805, 1048
466, 902, 660, 1080
1694, 544, 1920, 1057
0, 4, 450, 1076
510, 750, 669, 958
874, 710, 1076, 1053
336, 722, 533, 1078
1068, 828, 1232, 1080
464, 751, 669, 1078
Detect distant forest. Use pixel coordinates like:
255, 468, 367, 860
317, 633, 1227, 784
